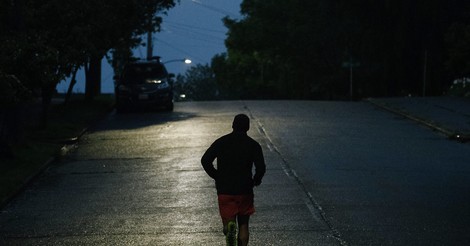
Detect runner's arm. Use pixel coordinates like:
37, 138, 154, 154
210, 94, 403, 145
201, 145, 219, 180
253, 144, 266, 186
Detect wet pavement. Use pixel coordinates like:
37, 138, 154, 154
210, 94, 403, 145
367, 96, 470, 141
1, 97, 469, 245
0, 102, 339, 245
245, 98, 470, 245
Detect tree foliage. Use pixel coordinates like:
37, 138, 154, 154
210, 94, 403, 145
446, 22, 470, 78
0, 0, 177, 101
215, 0, 470, 99
174, 64, 219, 101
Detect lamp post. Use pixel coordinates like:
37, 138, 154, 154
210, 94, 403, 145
162, 59, 191, 101
163, 58, 192, 65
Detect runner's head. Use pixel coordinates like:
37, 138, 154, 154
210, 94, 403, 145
232, 114, 250, 132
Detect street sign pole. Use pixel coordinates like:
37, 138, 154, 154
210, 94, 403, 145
342, 56, 359, 101
422, 50, 428, 97
350, 56, 353, 101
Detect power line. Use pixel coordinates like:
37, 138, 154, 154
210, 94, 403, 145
189, 0, 240, 18
155, 38, 207, 63
164, 20, 226, 34
162, 24, 226, 44
163, 24, 225, 41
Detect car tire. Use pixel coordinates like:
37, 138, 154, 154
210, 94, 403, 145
116, 103, 127, 114
165, 102, 174, 112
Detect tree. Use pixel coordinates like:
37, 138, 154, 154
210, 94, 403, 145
0, 0, 178, 94
78, 0, 177, 100
222, 0, 334, 99
219, 0, 470, 99
446, 22, 470, 78
176, 64, 219, 101
0, 0, 178, 127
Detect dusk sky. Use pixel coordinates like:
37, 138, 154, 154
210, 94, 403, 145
57, 0, 243, 94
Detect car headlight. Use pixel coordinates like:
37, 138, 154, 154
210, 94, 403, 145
146, 79, 162, 84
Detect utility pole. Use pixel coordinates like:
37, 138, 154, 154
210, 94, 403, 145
146, 13, 154, 60
147, 31, 153, 60
422, 49, 428, 97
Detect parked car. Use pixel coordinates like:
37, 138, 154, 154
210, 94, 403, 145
115, 58, 174, 112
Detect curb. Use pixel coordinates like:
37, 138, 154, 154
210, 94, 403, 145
0, 157, 55, 209
0, 137, 82, 210
366, 98, 469, 143
0, 103, 115, 209
0, 122, 94, 209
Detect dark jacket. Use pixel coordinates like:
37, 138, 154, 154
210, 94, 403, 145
201, 131, 266, 195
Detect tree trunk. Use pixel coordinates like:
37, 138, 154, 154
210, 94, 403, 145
85, 55, 102, 101
10, 0, 25, 31
40, 85, 55, 128
64, 65, 79, 105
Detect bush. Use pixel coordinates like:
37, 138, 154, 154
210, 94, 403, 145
448, 78, 470, 97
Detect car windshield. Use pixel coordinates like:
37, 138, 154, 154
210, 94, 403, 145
121, 63, 168, 84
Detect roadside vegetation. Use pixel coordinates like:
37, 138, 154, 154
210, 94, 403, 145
0, 95, 114, 206
171, 1, 470, 101
210, 1, 470, 100
0, 0, 176, 205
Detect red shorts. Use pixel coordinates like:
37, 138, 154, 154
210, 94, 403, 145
218, 194, 255, 222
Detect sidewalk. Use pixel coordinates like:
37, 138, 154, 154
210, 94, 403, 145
367, 96, 470, 142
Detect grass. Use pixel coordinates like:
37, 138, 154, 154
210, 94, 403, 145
0, 94, 115, 206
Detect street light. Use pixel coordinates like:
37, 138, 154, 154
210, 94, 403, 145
163, 58, 192, 64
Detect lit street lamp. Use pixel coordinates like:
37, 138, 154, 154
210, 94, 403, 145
163, 58, 192, 65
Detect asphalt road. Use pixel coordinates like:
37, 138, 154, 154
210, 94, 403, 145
1, 100, 470, 245
247, 100, 470, 245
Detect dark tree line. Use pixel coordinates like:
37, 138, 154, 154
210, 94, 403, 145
0, 0, 177, 155
212, 0, 470, 100
173, 64, 219, 101
0, 0, 176, 104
